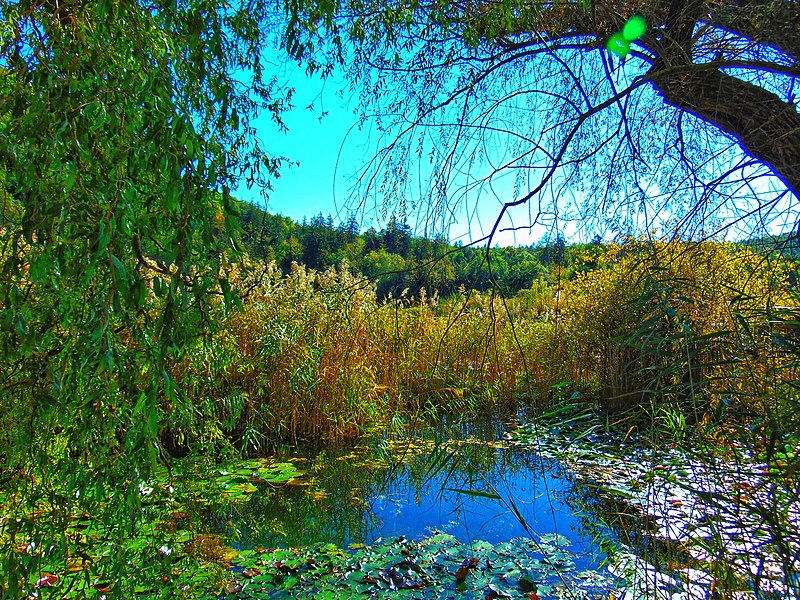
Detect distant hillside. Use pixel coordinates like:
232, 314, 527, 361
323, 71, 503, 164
233, 200, 800, 299
743, 232, 800, 260
232, 200, 590, 299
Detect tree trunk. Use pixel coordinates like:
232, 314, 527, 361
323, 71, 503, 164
650, 66, 800, 195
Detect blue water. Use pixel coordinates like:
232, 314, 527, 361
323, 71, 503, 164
368, 453, 580, 545
213, 417, 607, 572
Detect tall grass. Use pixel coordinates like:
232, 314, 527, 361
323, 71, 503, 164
170, 262, 530, 451
555, 240, 792, 414
162, 239, 794, 456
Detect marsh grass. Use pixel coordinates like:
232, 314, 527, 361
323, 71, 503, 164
171, 262, 532, 450
156, 240, 798, 598
163, 240, 794, 457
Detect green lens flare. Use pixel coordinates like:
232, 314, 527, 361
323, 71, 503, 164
607, 33, 630, 58
622, 15, 647, 41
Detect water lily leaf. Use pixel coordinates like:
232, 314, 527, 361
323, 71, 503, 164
539, 533, 571, 547
233, 482, 258, 494
518, 576, 536, 592
485, 583, 512, 599
471, 540, 494, 552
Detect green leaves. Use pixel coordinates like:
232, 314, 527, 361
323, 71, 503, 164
111, 254, 127, 282
221, 532, 610, 599
0, 0, 291, 594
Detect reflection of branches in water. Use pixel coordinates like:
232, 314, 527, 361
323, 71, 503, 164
565, 479, 663, 561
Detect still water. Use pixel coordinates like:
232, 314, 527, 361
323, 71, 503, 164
212, 415, 609, 574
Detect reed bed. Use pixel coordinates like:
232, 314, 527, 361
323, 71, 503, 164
167, 239, 794, 453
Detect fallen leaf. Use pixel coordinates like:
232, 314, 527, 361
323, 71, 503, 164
455, 566, 471, 584
225, 581, 242, 594
381, 567, 405, 588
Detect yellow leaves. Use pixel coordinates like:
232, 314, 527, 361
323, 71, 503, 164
556, 238, 794, 410
441, 387, 465, 399
67, 557, 90, 573
308, 489, 329, 502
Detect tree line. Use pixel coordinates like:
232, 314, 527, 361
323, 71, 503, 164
234, 200, 603, 299
235, 200, 800, 300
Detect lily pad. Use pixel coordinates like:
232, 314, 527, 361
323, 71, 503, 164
220, 532, 614, 599
215, 459, 303, 501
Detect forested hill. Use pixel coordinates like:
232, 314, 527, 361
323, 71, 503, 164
744, 232, 800, 261
234, 200, 601, 299
234, 200, 800, 299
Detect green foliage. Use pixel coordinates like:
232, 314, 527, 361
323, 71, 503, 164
236, 200, 554, 299
362, 247, 407, 296
0, 1, 288, 594
0, 456, 305, 598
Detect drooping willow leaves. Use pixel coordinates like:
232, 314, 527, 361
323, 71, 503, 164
0, 0, 289, 595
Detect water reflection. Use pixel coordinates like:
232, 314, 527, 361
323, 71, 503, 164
212, 414, 608, 572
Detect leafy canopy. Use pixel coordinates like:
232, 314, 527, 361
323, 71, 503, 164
0, 0, 288, 593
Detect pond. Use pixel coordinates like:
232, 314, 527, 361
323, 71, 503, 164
217, 416, 601, 544
10, 407, 793, 598
199, 410, 798, 599
204, 413, 623, 598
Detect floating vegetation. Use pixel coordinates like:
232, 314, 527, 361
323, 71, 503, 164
509, 420, 800, 599
216, 460, 304, 501
221, 532, 617, 599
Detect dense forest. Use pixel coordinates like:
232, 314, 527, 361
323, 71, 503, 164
237, 201, 584, 298
236, 200, 800, 297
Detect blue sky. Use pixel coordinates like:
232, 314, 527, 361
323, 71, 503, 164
233, 66, 364, 225
233, 63, 560, 247
233, 55, 795, 246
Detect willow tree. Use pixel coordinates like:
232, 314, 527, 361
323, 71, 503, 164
285, 0, 799, 240
0, 1, 287, 593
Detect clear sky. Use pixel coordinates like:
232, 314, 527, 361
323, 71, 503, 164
233, 65, 364, 226
233, 63, 559, 247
